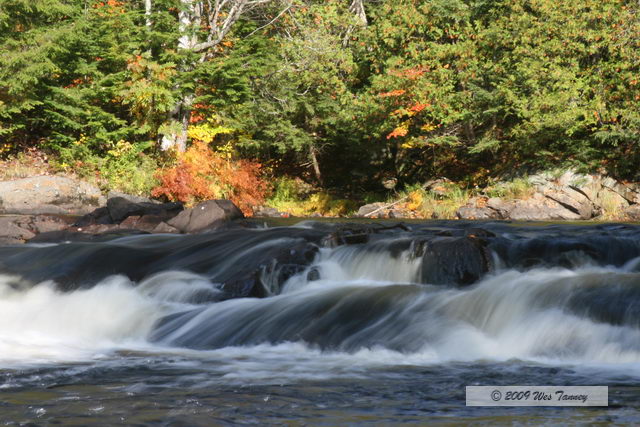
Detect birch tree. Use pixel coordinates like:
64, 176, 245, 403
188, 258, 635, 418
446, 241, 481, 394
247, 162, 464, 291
161, 0, 282, 151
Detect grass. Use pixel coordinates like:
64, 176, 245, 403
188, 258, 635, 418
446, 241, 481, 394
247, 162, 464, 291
0, 150, 53, 180
391, 182, 471, 219
266, 177, 358, 216
597, 189, 627, 220
485, 177, 535, 200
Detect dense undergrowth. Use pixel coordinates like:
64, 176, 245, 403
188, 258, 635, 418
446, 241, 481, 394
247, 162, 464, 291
2, 1, 639, 215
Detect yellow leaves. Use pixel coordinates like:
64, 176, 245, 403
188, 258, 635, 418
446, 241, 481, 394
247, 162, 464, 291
0, 142, 14, 155
387, 123, 409, 139
421, 123, 437, 132
107, 140, 134, 158
187, 123, 234, 144
405, 190, 424, 211
400, 139, 417, 149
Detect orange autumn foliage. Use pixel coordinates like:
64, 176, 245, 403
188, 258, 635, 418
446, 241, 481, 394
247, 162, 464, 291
152, 141, 269, 216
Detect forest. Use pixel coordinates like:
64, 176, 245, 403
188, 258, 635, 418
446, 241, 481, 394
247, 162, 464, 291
1, 0, 639, 214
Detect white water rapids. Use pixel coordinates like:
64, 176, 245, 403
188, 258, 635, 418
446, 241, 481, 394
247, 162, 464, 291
2, 241, 640, 383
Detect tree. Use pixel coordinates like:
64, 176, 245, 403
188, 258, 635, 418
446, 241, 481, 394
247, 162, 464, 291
160, 0, 289, 151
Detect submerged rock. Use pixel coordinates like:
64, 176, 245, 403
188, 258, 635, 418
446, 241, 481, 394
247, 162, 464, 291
420, 236, 492, 286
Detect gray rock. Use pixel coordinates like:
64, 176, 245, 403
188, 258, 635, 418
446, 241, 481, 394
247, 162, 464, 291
356, 202, 388, 218
152, 221, 179, 234
0, 176, 105, 215
509, 193, 581, 220
31, 215, 74, 233
601, 177, 640, 204
622, 205, 640, 221
254, 206, 285, 217
118, 214, 179, 233
540, 186, 599, 219
456, 205, 500, 220
0, 216, 35, 244
456, 197, 513, 220
167, 199, 244, 233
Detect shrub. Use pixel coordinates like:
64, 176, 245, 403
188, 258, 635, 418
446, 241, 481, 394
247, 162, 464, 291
53, 137, 158, 195
152, 141, 269, 215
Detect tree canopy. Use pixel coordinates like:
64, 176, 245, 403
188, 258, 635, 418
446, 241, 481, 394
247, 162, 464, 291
1, 0, 639, 193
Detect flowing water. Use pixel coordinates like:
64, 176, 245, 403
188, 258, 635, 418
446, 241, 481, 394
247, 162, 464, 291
1, 220, 639, 425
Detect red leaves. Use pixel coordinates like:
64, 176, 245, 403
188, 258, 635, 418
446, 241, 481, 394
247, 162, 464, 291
152, 141, 269, 216
409, 102, 429, 113
379, 89, 406, 97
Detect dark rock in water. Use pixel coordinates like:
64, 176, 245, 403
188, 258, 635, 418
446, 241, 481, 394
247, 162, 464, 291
307, 267, 321, 281
420, 236, 492, 286
465, 228, 496, 238
1, 227, 325, 295
106, 196, 183, 223
0, 176, 105, 215
74, 207, 112, 227
167, 199, 243, 233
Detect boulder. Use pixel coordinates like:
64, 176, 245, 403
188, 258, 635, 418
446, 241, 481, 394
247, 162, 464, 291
622, 205, 640, 221
0, 176, 105, 215
456, 205, 498, 220
167, 199, 244, 233
509, 193, 582, 220
31, 214, 74, 233
253, 206, 287, 217
0, 216, 35, 245
0, 214, 74, 245
456, 197, 512, 220
420, 236, 492, 286
74, 207, 112, 227
356, 202, 388, 218
106, 196, 183, 223
119, 214, 179, 233
601, 177, 640, 204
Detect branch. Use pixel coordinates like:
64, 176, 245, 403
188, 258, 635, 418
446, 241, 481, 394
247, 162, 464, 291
245, 1, 293, 38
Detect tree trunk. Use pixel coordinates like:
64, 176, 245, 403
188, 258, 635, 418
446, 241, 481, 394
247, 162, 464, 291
161, 0, 202, 151
349, 0, 368, 26
144, 0, 152, 29
309, 145, 323, 186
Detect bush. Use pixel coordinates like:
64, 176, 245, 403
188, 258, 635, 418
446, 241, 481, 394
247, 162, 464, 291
53, 137, 158, 195
152, 141, 269, 215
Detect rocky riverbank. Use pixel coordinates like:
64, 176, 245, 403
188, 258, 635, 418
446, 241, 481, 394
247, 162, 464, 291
2, 171, 640, 244
0, 176, 244, 244
356, 171, 640, 222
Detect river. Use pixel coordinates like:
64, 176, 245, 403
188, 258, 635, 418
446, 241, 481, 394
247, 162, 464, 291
0, 220, 639, 424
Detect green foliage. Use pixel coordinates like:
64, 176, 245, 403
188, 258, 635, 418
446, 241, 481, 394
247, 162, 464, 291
2, 0, 640, 195
55, 136, 158, 195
